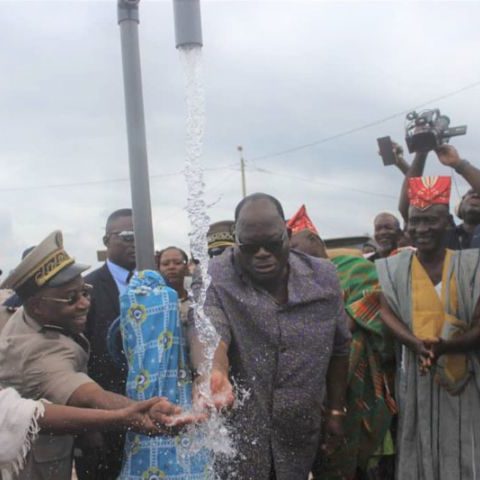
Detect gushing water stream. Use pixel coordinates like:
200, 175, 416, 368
180, 45, 216, 387
177, 45, 236, 478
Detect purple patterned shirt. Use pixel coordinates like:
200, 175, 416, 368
204, 248, 351, 480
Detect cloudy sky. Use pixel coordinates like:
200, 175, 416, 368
0, 0, 479, 273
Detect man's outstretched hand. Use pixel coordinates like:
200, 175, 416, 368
210, 370, 235, 410
193, 370, 235, 411
123, 397, 206, 436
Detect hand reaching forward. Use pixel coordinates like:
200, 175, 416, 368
193, 370, 235, 411
123, 397, 206, 436
210, 370, 235, 410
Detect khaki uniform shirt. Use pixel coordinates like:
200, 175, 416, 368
0, 308, 92, 480
0, 307, 15, 335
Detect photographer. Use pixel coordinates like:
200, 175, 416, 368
398, 144, 480, 249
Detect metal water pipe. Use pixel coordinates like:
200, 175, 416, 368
173, 0, 203, 48
117, 0, 155, 270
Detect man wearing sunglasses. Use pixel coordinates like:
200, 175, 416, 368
78, 208, 136, 480
190, 193, 351, 480
0, 230, 197, 480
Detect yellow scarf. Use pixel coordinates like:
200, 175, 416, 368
411, 249, 468, 387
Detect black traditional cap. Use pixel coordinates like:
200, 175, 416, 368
207, 220, 235, 250
0, 231, 89, 299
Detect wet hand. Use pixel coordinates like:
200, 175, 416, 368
210, 370, 235, 410
123, 397, 195, 436
193, 370, 235, 411
148, 397, 206, 435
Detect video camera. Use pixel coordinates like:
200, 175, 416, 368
405, 109, 467, 154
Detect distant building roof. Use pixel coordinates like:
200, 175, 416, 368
324, 236, 371, 250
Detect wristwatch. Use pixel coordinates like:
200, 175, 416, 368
325, 406, 347, 417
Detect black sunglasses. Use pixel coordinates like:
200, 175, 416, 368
236, 232, 287, 256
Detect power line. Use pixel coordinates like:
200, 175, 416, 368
248, 80, 480, 163
250, 166, 398, 200
0, 164, 238, 193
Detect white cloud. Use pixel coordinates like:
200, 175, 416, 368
0, 0, 479, 274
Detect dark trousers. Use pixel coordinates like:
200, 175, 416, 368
75, 432, 125, 480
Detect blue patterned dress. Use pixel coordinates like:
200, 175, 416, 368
118, 270, 209, 480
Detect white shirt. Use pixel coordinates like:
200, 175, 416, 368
106, 259, 133, 295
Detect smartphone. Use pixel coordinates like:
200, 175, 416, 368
377, 136, 396, 166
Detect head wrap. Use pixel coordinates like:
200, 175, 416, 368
408, 176, 451, 211
286, 205, 319, 235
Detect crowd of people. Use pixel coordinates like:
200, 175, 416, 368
0, 140, 479, 480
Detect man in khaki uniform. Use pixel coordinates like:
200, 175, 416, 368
0, 231, 197, 480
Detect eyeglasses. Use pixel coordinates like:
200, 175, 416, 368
109, 230, 135, 243
236, 232, 287, 256
40, 284, 93, 306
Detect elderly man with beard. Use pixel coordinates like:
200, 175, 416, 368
377, 176, 480, 479
190, 193, 351, 480
372, 212, 403, 259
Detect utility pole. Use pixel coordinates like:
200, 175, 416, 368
238, 145, 246, 198
117, 0, 155, 270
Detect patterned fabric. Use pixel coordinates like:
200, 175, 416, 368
408, 176, 451, 210
314, 255, 396, 480
200, 249, 351, 480
286, 204, 319, 235
118, 270, 209, 480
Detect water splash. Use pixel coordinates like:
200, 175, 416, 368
178, 45, 236, 477
179, 45, 217, 383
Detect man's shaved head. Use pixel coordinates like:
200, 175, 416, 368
235, 193, 285, 223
